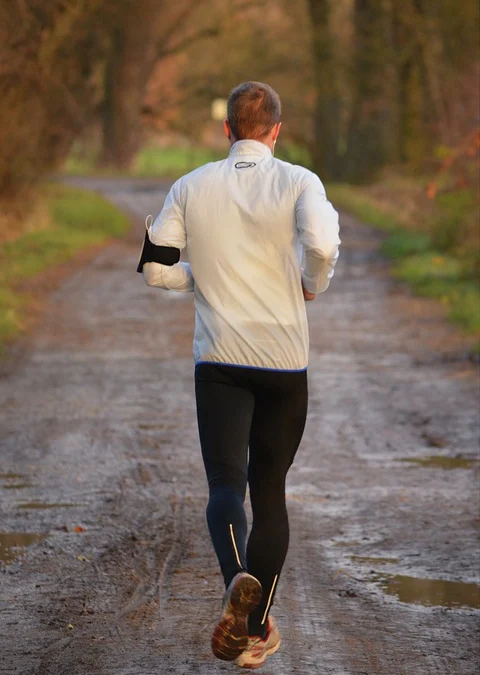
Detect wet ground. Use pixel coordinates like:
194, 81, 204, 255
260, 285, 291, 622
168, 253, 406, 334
0, 177, 479, 675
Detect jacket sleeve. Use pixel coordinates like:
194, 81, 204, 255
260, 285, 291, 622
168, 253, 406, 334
295, 171, 341, 294
141, 178, 194, 292
142, 261, 194, 292
148, 179, 187, 249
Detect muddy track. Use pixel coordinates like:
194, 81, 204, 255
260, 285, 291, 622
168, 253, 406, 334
0, 177, 478, 675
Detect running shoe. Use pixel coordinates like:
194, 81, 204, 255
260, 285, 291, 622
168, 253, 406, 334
211, 572, 263, 661
235, 617, 281, 669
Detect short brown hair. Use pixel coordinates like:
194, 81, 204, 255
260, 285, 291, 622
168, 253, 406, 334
227, 81, 281, 141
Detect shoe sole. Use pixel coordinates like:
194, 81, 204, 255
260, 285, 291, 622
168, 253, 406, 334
236, 637, 281, 669
211, 574, 263, 661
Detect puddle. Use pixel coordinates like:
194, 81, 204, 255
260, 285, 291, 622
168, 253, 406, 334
332, 540, 362, 547
137, 423, 167, 430
0, 533, 46, 564
17, 502, 79, 510
2, 484, 33, 489
0, 472, 31, 489
399, 455, 478, 470
374, 574, 480, 609
350, 555, 399, 565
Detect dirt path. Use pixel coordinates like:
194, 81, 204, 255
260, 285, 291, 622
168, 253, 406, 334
0, 178, 478, 675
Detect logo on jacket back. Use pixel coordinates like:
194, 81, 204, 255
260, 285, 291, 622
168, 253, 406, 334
235, 162, 256, 169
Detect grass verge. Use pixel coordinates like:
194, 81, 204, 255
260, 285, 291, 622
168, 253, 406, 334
64, 142, 312, 180
0, 184, 129, 354
133, 146, 224, 178
64, 144, 225, 179
327, 183, 480, 339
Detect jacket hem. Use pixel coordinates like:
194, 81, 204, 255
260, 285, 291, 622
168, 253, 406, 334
194, 359, 308, 373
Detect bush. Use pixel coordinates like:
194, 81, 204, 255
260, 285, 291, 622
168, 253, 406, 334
431, 190, 477, 255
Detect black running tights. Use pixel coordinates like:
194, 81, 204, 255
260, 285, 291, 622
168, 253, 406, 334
195, 362, 308, 636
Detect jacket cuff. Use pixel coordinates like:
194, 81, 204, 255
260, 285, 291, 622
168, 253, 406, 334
301, 274, 317, 295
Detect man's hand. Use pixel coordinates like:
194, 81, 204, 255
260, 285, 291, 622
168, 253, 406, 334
302, 285, 315, 302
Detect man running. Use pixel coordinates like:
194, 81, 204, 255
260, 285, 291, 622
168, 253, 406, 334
137, 81, 340, 669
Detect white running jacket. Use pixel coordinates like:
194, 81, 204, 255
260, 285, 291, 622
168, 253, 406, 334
143, 139, 340, 371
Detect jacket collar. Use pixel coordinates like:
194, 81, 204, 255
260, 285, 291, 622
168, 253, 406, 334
229, 139, 272, 157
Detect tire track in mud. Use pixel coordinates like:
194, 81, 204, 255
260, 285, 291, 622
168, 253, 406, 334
113, 493, 186, 622
0, 178, 478, 674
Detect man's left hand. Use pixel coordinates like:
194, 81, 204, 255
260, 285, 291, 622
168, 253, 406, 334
302, 285, 315, 302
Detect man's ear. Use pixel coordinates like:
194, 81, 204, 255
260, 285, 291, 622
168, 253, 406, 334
272, 122, 282, 142
223, 119, 232, 141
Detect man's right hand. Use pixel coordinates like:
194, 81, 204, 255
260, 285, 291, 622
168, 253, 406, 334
302, 285, 315, 302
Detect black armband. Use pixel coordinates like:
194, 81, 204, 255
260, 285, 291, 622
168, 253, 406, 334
136, 231, 181, 273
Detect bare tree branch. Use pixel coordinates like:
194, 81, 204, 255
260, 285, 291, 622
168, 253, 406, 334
159, 25, 220, 58
156, 0, 267, 60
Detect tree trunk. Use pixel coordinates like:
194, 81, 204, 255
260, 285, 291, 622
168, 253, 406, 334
307, 0, 344, 181
100, 0, 163, 169
343, 0, 390, 183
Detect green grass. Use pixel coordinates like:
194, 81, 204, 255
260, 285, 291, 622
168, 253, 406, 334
0, 287, 26, 345
380, 230, 432, 259
64, 144, 225, 178
394, 253, 480, 334
132, 144, 313, 177
327, 183, 402, 232
125, 144, 312, 177
133, 146, 224, 178
64, 142, 313, 179
327, 182, 480, 337
0, 185, 129, 354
